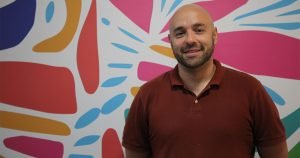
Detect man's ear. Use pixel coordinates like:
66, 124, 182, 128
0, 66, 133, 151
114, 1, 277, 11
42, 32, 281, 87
213, 27, 218, 45
168, 34, 173, 47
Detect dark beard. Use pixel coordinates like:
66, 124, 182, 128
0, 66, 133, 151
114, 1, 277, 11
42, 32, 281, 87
175, 41, 215, 69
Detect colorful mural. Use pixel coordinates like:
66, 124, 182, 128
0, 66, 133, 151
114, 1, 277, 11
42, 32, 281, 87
0, 0, 299, 157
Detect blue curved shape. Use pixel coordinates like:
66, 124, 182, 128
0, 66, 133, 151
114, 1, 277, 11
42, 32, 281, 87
278, 9, 300, 16
108, 63, 133, 69
101, 93, 127, 115
0, 0, 36, 50
167, 0, 183, 15
281, 108, 300, 138
263, 86, 285, 106
118, 27, 144, 43
75, 108, 101, 129
111, 43, 138, 54
101, 76, 127, 87
74, 135, 100, 146
240, 22, 300, 30
46, 1, 54, 23
101, 17, 110, 26
69, 154, 93, 158
235, 0, 297, 20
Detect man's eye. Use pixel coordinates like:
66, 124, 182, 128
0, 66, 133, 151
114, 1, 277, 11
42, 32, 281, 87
175, 32, 184, 37
196, 29, 204, 33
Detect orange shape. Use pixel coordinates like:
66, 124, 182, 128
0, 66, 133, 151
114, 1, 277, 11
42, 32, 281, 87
0, 111, 71, 136
150, 45, 174, 58
33, 0, 81, 52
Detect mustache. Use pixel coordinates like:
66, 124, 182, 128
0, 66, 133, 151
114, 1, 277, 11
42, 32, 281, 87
181, 44, 204, 53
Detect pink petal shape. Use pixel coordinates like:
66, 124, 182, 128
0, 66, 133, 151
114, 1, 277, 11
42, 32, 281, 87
214, 31, 300, 80
77, 0, 99, 94
194, 0, 248, 21
4, 136, 63, 158
102, 128, 124, 158
0, 62, 77, 114
161, 0, 248, 37
110, 0, 153, 33
138, 61, 172, 81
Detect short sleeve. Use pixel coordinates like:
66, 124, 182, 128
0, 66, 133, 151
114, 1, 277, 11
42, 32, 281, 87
252, 81, 286, 147
122, 88, 151, 152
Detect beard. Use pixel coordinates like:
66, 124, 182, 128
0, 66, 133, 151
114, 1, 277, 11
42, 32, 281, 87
173, 39, 215, 69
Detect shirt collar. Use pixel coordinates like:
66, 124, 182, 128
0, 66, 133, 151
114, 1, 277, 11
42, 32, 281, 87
169, 59, 225, 88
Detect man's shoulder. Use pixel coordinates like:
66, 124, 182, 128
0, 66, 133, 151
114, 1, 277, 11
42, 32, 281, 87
222, 66, 261, 86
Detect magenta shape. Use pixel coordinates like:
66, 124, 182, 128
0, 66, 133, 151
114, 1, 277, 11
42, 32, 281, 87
194, 0, 248, 21
4, 136, 63, 158
160, 0, 248, 34
110, 0, 153, 33
102, 128, 124, 158
214, 31, 300, 80
138, 61, 172, 81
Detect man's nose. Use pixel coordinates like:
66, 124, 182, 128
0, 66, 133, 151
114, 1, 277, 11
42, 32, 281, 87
185, 31, 197, 44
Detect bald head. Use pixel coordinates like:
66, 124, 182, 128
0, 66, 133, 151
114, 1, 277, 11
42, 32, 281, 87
169, 4, 215, 33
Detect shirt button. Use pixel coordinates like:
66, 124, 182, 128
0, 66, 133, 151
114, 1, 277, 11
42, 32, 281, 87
194, 99, 198, 104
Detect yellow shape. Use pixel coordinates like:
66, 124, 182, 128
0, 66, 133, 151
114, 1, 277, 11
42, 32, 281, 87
33, 0, 81, 52
150, 45, 174, 58
131, 87, 140, 96
0, 111, 70, 136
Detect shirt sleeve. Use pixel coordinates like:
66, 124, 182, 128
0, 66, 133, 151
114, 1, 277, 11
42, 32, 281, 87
252, 81, 286, 147
122, 87, 151, 152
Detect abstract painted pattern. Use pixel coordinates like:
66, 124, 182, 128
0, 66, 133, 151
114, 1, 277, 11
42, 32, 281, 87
0, 0, 299, 157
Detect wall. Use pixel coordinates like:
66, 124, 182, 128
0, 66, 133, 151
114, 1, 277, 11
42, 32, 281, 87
0, 0, 299, 157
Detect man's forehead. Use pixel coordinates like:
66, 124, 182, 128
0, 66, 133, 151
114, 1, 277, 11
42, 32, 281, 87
169, 4, 213, 31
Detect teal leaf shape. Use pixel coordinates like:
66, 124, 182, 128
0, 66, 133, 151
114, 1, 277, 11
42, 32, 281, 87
281, 108, 300, 138
74, 135, 100, 146
101, 93, 127, 115
75, 108, 101, 129
101, 76, 127, 87
124, 108, 130, 120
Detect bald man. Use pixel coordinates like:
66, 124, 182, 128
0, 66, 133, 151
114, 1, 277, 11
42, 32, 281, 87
122, 4, 287, 158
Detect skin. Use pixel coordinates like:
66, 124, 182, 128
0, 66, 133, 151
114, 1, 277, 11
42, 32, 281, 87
125, 4, 288, 158
168, 4, 217, 96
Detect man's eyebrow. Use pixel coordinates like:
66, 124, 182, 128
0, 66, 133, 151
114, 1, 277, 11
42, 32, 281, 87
173, 26, 184, 33
172, 23, 206, 32
193, 23, 206, 28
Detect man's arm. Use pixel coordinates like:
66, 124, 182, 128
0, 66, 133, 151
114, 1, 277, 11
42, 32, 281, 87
257, 141, 288, 158
125, 149, 151, 158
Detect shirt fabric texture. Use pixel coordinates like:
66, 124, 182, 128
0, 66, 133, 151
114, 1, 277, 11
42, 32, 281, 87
122, 59, 286, 158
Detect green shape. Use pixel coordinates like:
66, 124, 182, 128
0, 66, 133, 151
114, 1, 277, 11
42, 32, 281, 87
289, 142, 300, 158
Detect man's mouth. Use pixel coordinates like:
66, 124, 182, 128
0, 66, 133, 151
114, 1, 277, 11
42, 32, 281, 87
183, 49, 201, 53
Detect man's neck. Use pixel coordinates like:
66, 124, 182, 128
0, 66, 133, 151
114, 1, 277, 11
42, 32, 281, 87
178, 59, 215, 96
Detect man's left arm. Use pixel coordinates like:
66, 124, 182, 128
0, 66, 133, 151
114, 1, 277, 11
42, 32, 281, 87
257, 141, 288, 158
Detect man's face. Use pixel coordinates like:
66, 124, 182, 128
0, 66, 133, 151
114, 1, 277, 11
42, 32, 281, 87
169, 7, 217, 69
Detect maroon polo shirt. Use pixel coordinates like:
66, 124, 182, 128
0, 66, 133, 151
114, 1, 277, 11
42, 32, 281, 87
122, 60, 286, 158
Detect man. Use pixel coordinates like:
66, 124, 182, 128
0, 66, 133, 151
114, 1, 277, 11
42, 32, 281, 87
122, 4, 288, 158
